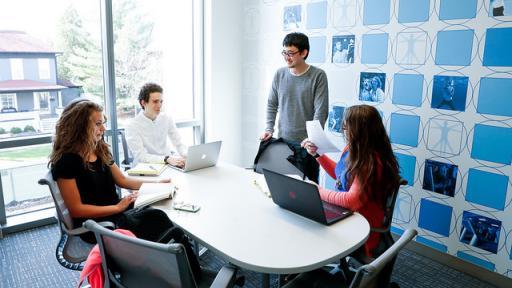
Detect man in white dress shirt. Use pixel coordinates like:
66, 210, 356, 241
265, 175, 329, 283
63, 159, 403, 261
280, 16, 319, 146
126, 83, 187, 168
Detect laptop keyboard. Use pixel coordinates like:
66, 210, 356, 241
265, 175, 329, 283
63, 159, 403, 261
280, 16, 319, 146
323, 202, 349, 221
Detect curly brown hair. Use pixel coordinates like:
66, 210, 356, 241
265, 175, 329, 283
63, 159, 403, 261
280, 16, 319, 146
49, 100, 111, 169
342, 105, 400, 206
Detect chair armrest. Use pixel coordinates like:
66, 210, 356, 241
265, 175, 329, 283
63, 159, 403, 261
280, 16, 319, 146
210, 264, 237, 288
64, 221, 115, 236
370, 226, 390, 233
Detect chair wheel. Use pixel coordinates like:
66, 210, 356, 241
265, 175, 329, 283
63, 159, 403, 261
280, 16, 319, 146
235, 275, 245, 286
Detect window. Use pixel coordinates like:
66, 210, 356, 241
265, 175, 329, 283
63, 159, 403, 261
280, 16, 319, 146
10, 58, 24, 80
0, 93, 17, 110
33, 91, 51, 113
0, 0, 204, 228
38, 58, 51, 80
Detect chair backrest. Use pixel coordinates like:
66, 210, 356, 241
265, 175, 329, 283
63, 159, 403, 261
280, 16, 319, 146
350, 228, 417, 288
83, 220, 198, 288
254, 141, 303, 176
39, 171, 74, 231
118, 130, 133, 169
381, 178, 408, 231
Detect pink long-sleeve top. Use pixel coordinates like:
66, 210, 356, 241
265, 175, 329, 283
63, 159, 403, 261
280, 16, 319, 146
316, 146, 384, 257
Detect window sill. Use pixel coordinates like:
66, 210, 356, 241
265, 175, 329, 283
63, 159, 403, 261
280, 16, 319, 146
1, 208, 56, 237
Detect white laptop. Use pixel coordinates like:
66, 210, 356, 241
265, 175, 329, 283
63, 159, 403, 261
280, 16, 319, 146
170, 141, 222, 172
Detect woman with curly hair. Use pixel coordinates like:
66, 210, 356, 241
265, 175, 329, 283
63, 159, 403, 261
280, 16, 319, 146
301, 104, 400, 257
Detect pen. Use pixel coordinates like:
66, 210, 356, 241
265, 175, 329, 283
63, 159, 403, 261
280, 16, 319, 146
149, 165, 157, 171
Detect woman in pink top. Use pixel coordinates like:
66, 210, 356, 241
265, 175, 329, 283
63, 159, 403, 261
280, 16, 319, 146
301, 104, 400, 257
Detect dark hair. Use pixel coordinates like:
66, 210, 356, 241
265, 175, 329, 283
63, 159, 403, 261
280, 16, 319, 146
342, 105, 400, 206
282, 32, 310, 60
138, 83, 163, 109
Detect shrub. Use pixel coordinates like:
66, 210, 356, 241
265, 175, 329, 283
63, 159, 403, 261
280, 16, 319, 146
0, 127, 5, 134
23, 125, 36, 132
10, 127, 22, 134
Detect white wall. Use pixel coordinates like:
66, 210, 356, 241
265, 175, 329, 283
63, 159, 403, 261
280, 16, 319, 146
237, 0, 512, 279
205, 0, 243, 166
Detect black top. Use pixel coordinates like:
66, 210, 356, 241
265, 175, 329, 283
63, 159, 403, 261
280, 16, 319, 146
52, 153, 120, 227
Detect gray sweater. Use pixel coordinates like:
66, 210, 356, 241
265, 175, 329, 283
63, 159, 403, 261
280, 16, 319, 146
265, 65, 329, 142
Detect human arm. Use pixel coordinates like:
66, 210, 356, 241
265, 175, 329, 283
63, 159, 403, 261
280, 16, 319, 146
318, 177, 364, 211
109, 162, 171, 191
167, 115, 188, 157
262, 72, 279, 141
313, 70, 329, 128
57, 178, 136, 218
301, 138, 336, 179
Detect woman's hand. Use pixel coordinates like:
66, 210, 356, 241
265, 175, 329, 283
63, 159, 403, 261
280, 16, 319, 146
300, 138, 319, 157
117, 193, 137, 212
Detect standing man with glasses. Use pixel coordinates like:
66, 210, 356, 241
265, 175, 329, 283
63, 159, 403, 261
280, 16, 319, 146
260, 32, 329, 182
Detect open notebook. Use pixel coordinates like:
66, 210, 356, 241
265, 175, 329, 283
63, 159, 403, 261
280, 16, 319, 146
127, 163, 167, 176
134, 182, 176, 208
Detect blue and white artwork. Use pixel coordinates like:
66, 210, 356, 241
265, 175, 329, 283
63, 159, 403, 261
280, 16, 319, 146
460, 211, 501, 254
422, 159, 458, 197
332, 35, 355, 63
306, 1, 327, 29
477, 77, 512, 117
390, 113, 420, 147
435, 29, 474, 66
483, 27, 512, 67
328, 105, 345, 133
395, 31, 428, 65
426, 119, 464, 156
431, 75, 469, 112
359, 72, 386, 102
489, 0, 512, 16
283, 5, 301, 31
332, 0, 357, 27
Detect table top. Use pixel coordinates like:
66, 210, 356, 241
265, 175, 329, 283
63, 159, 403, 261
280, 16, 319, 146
152, 162, 370, 274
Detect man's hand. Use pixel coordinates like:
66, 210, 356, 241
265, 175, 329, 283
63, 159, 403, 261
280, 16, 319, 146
260, 131, 273, 141
166, 156, 186, 168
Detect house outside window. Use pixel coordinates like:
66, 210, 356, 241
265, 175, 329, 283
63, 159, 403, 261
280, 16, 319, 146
33, 91, 50, 113
38, 58, 50, 80
0, 93, 17, 110
10, 58, 24, 80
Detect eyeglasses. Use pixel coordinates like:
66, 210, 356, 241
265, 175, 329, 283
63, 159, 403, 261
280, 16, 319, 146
281, 50, 300, 57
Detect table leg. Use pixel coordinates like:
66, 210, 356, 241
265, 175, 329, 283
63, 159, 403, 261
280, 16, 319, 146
261, 273, 270, 288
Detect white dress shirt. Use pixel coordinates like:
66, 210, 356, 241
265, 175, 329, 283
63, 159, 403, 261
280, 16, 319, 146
125, 111, 187, 164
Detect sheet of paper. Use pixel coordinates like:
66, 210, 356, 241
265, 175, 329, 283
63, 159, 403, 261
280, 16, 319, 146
306, 120, 340, 154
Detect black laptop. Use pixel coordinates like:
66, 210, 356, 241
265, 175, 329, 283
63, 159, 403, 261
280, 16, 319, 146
262, 168, 353, 225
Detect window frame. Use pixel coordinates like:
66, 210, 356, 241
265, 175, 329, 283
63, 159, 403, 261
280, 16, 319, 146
37, 58, 51, 80
0, 93, 17, 110
10, 58, 24, 80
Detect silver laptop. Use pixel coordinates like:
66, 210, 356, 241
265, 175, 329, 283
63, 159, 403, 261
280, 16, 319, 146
170, 141, 222, 172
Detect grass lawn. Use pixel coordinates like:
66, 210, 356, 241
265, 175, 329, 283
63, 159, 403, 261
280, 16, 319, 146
0, 144, 52, 161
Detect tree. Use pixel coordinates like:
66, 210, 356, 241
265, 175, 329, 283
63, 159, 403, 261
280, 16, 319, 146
56, 5, 103, 98
56, 0, 161, 104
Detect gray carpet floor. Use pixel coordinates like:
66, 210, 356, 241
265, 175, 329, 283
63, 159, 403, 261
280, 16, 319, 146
0, 224, 495, 288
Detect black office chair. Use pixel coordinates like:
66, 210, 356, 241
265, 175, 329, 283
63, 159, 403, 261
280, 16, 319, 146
372, 178, 408, 256
339, 178, 408, 286
83, 219, 240, 288
38, 172, 114, 271
118, 130, 133, 170
281, 229, 417, 288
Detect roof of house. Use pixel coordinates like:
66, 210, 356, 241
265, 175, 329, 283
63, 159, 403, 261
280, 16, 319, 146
0, 80, 66, 92
0, 31, 58, 53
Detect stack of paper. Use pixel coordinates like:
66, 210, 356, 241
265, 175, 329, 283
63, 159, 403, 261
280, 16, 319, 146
135, 182, 176, 208
127, 163, 167, 176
